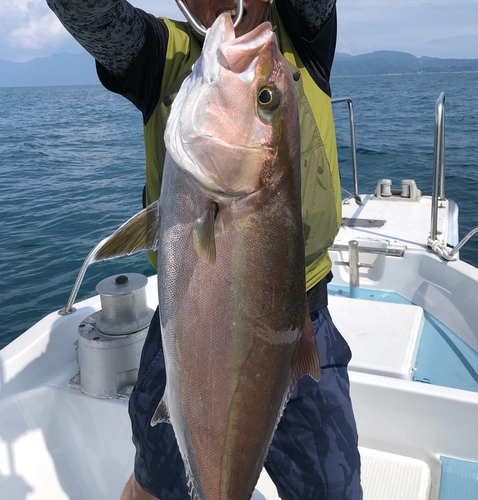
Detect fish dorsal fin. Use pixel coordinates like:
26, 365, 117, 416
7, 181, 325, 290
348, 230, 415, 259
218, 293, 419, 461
193, 201, 218, 265
292, 313, 321, 386
150, 396, 170, 427
92, 201, 161, 262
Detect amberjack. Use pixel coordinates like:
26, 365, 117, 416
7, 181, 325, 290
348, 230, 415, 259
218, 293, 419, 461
91, 13, 320, 500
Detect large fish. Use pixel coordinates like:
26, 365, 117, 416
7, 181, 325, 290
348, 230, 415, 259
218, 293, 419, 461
92, 13, 320, 500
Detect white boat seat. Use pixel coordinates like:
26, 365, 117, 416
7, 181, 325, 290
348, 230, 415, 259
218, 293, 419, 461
359, 447, 431, 500
253, 447, 431, 500
328, 296, 424, 379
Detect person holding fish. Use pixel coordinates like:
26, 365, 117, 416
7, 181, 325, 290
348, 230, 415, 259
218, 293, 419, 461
47, 0, 362, 499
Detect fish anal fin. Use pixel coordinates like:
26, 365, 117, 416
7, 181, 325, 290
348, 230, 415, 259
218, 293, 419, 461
292, 313, 321, 386
187, 476, 200, 500
93, 201, 161, 262
150, 397, 170, 427
193, 201, 218, 265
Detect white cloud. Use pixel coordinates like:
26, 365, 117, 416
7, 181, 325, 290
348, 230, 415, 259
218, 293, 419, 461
1, 0, 477, 62
9, 14, 65, 50
0, 0, 182, 62
0, 0, 76, 61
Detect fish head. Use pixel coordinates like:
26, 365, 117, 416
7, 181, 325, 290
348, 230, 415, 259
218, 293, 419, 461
165, 13, 299, 196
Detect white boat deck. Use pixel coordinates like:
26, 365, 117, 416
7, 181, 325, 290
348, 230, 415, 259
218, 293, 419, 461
0, 348, 433, 500
2, 270, 478, 499
337, 194, 456, 251
2, 185, 478, 499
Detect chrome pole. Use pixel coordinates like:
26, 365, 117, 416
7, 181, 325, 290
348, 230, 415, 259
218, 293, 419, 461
348, 100, 359, 199
331, 97, 361, 204
430, 92, 445, 241
449, 226, 478, 258
176, 0, 244, 36
349, 240, 359, 295
234, 0, 244, 30
439, 96, 446, 200
334, 240, 373, 296
58, 237, 109, 315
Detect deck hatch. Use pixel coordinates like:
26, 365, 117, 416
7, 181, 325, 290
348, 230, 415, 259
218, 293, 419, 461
328, 296, 424, 379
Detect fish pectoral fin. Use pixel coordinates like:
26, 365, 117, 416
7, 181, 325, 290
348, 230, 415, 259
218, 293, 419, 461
193, 201, 218, 265
151, 397, 170, 426
293, 313, 321, 384
92, 201, 161, 262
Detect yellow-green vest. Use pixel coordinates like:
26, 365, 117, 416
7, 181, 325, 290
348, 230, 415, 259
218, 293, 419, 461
143, 2, 341, 290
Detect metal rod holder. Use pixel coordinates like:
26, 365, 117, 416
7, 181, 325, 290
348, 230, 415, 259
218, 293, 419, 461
331, 244, 405, 257
349, 240, 360, 291
335, 240, 373, 297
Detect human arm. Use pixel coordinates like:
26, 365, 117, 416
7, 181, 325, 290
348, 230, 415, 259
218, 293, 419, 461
46, 0, 150, 82
282, 0, 336, 40
275, 0, 337, 95
47, 0, 168, 118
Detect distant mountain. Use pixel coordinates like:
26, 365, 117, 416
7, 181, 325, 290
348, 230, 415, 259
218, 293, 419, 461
1, 50, 477, 88
332, 50, 478, 77
0, 52, 99, 88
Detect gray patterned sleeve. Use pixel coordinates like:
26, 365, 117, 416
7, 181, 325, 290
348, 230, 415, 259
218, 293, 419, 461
286, 0, 335, 37
46, 0, 146, 82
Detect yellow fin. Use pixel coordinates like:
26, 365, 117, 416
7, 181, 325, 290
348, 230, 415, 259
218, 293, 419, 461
193, 201, 218, 265
151, 397, 170, 427
92, 201, 161, 262
293, 313, 321, 385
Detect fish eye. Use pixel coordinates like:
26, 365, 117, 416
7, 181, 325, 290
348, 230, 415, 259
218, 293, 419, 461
257, 85, 280, 112
258, 88, 273, 105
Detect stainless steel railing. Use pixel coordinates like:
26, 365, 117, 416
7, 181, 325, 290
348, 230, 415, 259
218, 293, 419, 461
430, 92, 446, 241
331, 97, 361, 205
427, 92, 478, 260
58, 237, 110, 315
449, 227, 478, 259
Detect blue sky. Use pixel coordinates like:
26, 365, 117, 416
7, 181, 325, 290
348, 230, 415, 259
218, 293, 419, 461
1, 0, 477, 62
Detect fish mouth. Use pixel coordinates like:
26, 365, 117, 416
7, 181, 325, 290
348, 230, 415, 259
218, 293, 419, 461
218, 20, 274, 75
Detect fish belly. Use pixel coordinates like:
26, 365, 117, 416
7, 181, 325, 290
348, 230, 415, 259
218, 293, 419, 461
157, 155, 306, 500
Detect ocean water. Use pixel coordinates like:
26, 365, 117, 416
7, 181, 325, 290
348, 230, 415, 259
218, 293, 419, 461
0, 72, 477, 349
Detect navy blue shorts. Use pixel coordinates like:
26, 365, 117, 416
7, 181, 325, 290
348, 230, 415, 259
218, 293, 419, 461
129, 307, 362, 500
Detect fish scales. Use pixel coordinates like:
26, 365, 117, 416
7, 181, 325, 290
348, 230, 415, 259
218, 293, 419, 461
91, 12, 321, 500
156, 14, 320, 500
158, 157, 306, 499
